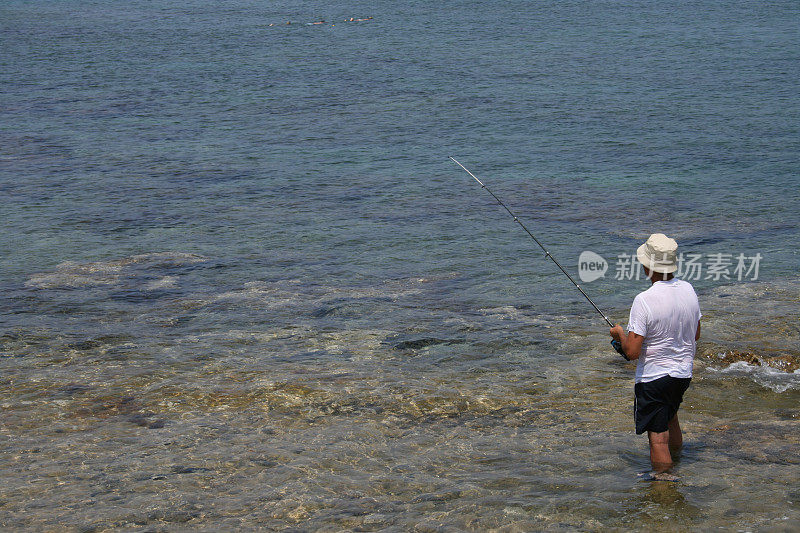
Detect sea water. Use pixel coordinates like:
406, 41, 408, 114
1, 0, 798, 530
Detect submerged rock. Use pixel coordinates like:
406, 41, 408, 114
700, 347, 800, 373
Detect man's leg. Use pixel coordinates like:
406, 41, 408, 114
647, 430, 672, 472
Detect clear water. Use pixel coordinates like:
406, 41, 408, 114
1, 0, 798, 530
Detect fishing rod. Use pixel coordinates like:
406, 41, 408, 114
449, 156, 628, 359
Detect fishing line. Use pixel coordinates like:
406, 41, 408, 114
449, 156, 628, 359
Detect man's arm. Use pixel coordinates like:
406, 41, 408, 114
610, 325, 645, 360
695, 320, 701, 341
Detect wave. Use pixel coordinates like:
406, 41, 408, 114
699, 348, 800, 393
708, 360, 800, 394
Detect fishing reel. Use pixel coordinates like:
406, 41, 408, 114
611, 339, 629, 360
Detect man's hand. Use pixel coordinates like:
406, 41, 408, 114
609, 324, 644, 360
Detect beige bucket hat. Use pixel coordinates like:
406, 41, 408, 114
637, 233, 678, 274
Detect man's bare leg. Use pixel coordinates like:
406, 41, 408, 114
647, 430, 672, 473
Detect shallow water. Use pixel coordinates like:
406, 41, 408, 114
2, 0, 799, 530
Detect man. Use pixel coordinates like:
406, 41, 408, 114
610, 233, 701, 479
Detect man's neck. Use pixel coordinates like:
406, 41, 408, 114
650, 273, 674, 284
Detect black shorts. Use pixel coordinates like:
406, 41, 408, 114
634, 375, 691, 435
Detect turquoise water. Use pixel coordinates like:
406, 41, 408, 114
1, 1, 799, 530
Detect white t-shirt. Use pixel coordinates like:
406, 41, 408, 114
627, 278, 701, 383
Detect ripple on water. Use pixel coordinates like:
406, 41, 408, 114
3, 258, 800, 530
